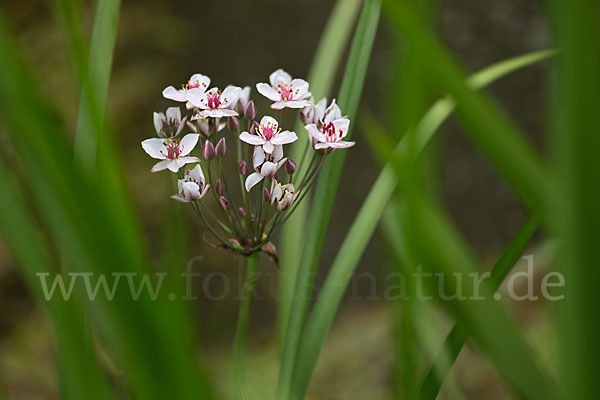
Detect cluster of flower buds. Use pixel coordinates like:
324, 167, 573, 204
142, 69, 355, 256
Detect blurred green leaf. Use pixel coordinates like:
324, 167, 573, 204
0, 159, 116, 400
52, 0, 89, 83
0, 13, 212, 399
276, 0, 382, 398
405, 192, 554, 400
417, 215, 541, 399
290, 49, 553, 399
73, 0, 121, 173
385, 0, 553, 212
279, 0, 362, 347
548, 1, 600, 399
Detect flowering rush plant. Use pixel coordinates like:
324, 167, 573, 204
142, 69, 355, 258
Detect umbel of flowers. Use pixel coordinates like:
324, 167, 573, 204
142, 69, 354, 257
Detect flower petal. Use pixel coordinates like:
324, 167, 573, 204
263, 141, 275, 154
179, 156, 201, 164
256, 83, 281, 102
276, 157, 288, 172
239, 86, 251, 108
181, 181, 201, 200
305, 124, 326, 143
253, 146, 266, 169
269, 69, 292, 87
333, 118, 350, 139
162, 86, 187, 102
199, 109, 238, 118
153, 112, 165, 134
270, 101, 286, 110
259, 116, 279, 131
200, 184, 211, 198
271, 130, 298, 146
328, 140, 355, 149
239, 131, 265, 146
220, 85, 242, 108
283, 100, 311, 109
186, 91, 206, 108
272, 145, 284, 162
261, 161, 277, 177
314, 142, 332, 150
218, 109, 239, 117
167, 159, 183, 172
323, 99, 342, 124
166, 107, 181, 123
245, 172, 265, 192
290, 79, 309, 98
170, 194, 189, 203
188, 164, 205, 184
179, 134, 200, 156
151, 159, 171, 172
142, 138, 167, 159
189, 73, 210, 89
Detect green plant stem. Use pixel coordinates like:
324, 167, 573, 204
233, 253, 259, 400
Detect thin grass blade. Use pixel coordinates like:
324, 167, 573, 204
276, 1, 382, 398
278, 0, 362, 346
416, 215, 541, 399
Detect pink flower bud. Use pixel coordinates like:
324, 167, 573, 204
250, 121, 259, 135
219, 196, 229, 211
227, 116, 239, 131
216, 137, 227, 157
285, 159, 297, 174
238, 160, 249, 175
262, 187, 270, 202
203, 140, 215, 161
244, 100, 256, 121
238, 207, 246, 217
216, 179, 223, 195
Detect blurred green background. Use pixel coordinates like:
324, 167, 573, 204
0, 0, 562, 399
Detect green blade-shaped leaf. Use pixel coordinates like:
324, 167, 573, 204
290, 49, 553, 399
276, 1, 382, 399
73, 0, 121, 172
548, 1, 600, 399
385, 0, 553, 212
0, 159, 116, 400
278, 0, 362, 346
406, 192, 554, 400
416, 216, 541, 399
0, 14, 211, 399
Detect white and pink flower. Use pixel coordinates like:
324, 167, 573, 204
305, 118, 354, 150
239, 116, 297, 154
188, 86, 242, 118
170, 165, 210, 202
141, 133, 200, 172
231, 86, 251, 113
301, 97, 328, 126
153, 106, 186, 138
162, 73, 210, 103
256, 69, 311, 110
245, 145, 287, 191
270, 180, 299, 211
